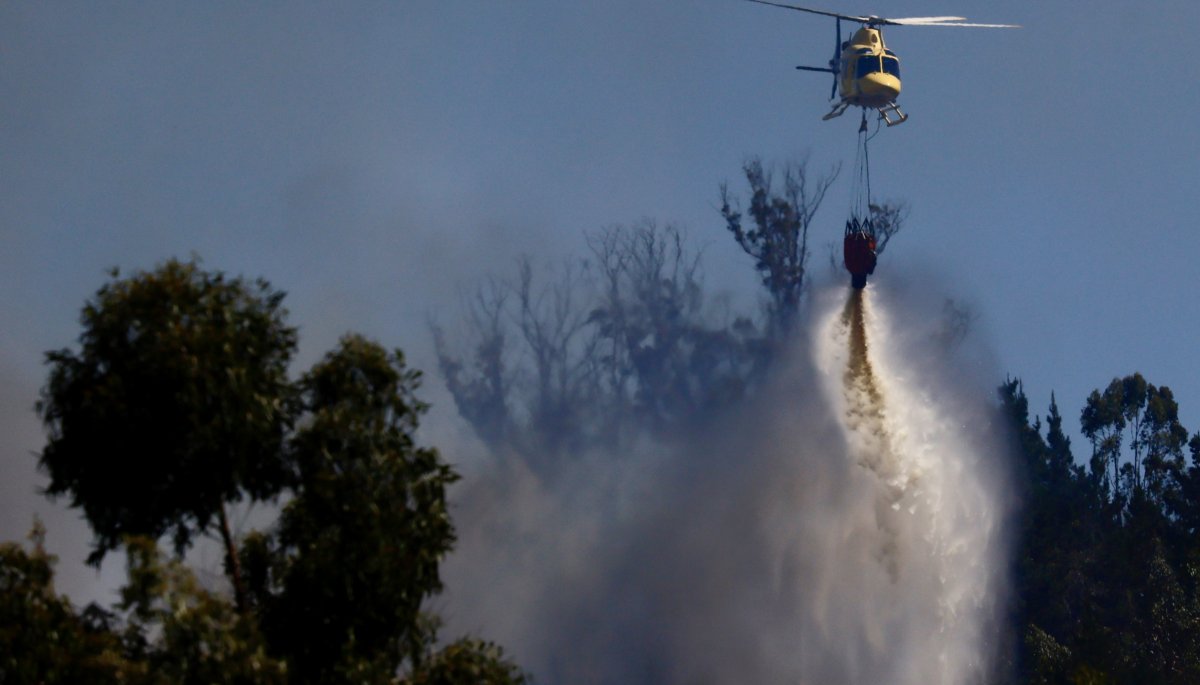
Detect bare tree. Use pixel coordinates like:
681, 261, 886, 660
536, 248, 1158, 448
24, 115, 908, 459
432, 158, 912, 476
586, 221, 752, 431
513, 256, 601, 470
432, 254, 606, 475
932, 297, 976, 351
431, 279, 513, 451
432, 221, 761, 477
868, 200, 908, 257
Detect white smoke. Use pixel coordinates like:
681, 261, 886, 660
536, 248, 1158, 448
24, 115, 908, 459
440, 280, 1013, 684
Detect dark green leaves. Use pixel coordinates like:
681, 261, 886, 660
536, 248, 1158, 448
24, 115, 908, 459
403, 638, 529, 685
23, 260, 527, 682
1081, 373, 1188, 505
259, 336, 459, 681
0, 523, 130, 684
37, 259, 297, 564
1009, 373, 1200, 683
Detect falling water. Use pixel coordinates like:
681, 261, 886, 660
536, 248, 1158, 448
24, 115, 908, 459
443, 282, 1012, 684
805, 285, 1009, 683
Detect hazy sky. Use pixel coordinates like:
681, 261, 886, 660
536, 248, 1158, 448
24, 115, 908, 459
3, 1, 1199, 601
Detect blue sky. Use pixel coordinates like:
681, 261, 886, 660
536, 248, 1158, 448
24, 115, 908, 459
3, 1, 1199, 598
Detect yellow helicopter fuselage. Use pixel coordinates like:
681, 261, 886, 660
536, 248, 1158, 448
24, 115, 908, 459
838, 27, 902, 108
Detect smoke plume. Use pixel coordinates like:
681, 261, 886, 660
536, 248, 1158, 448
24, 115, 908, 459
441, 280, 1013, 684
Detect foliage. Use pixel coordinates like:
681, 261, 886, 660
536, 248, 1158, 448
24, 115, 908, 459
719, 156, 837, 333
11, 261, 529, 684
1081, 373, 1189, 512
119, 536, 288, 685
0, 522, 131, 684
403, 638, 529, 685
256, 335, 459, 682
1005, 374, 1200, 684
1, 527, 288, 685
1022, 624, 1071, 685
865, 200, 907, 257
37, 258, 297, 566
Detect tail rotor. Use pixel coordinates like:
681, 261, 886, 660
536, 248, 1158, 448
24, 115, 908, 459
795, 16, 842, 101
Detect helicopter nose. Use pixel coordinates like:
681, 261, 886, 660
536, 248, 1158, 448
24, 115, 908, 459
858, 73, 901, 104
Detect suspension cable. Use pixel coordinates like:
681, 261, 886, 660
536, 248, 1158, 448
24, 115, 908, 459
848, 110, 885, 224
850, 111, 871, 221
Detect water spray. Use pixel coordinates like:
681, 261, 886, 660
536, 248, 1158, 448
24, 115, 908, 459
443, 283, 1011, 685
811, 285, 1009, 683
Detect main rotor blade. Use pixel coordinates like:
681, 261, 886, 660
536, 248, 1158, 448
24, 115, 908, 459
884, 16, 1019, 27
743, 2, 1019, 28
881, 16, 967, 24
742, 0, 869, 24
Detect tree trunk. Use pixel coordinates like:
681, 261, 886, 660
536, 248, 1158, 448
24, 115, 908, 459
217, 502, 248, 613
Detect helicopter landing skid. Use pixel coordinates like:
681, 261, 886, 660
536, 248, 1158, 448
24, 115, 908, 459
822, 101, 852, 121
876, 102, 908, 127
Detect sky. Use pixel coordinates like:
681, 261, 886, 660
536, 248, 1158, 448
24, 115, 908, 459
3, 0, 1199, 607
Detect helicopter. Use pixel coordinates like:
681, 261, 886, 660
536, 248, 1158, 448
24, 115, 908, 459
746, 1, 1017, 125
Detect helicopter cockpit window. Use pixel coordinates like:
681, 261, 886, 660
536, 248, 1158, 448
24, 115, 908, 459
856, 57, 881, 78
881, 57, 900, 77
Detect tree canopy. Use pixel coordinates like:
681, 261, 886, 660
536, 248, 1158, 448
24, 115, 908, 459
10, 259, 527, 684
257, 336, 459, 681
1005, 375, 1200, 684
37, 259, 297, 566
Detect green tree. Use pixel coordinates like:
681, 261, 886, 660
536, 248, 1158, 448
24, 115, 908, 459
36, 259, 297, 612
0, 522, 131, 684
255, 336, 459, 682
1003, 380, 1109, 683
1122, 544, 1200, 683
1008, 373, 1200, 683
403, 638, 528, 685
118, 537, 286, 685
23, 259, 529, 683
1081, 373, 1188, 514
1, 526, 288, 685
1171, 434, 1200, 547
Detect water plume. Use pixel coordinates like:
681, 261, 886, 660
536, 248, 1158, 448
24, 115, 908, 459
441, 281, 1012, 684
